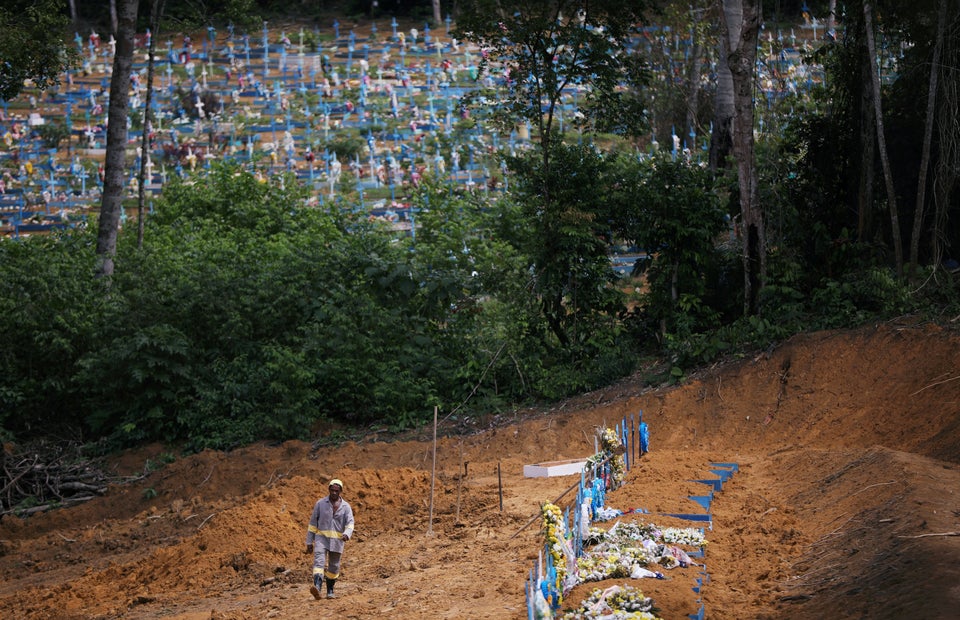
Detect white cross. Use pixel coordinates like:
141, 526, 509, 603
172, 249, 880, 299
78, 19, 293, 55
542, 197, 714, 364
194, 97, 205, 119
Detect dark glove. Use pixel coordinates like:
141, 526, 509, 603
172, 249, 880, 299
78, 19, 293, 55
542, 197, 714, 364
305, 544, 313, 554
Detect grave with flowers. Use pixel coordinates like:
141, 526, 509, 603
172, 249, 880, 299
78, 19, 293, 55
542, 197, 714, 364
523, 413, 737, 619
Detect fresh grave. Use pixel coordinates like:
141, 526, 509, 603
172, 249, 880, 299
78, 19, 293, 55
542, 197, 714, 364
528, 417, 736, 619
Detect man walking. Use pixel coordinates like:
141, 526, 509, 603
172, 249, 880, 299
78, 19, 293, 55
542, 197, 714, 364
305, 478, 354, 599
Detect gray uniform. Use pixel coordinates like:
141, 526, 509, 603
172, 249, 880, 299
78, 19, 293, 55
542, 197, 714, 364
306, 496, 354, 580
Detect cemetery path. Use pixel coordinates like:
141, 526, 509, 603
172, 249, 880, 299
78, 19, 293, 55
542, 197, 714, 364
2, 320, 959, 619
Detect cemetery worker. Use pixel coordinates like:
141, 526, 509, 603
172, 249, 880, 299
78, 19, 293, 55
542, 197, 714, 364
305, 479, 354, 600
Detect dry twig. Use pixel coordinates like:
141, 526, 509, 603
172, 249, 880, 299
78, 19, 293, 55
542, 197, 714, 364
196, 512, 217, 530
910, 374, 960, 396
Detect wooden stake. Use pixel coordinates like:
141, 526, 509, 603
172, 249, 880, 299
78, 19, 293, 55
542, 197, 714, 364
427, 405, 437, 536
455, 440, 463, 523
498, 461, 503, 512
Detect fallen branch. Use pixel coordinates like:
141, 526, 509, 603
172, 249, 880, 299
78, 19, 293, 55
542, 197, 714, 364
59, 481, 107, 494
897, 531, 959, 539
847, 480, 898, 499
199, 466, 215, 487
1, 442, 119, 515
196, 512, 216, 530
0, 455, 40, 497
909, 374, 960, 396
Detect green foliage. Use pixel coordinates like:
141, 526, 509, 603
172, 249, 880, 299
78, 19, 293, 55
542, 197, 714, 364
809, 268, 910, 328
0, 0, 77, 100
455, 0, 651, 151
4, 52, 953, 453
35, 121, 70, 149
161, 0, 260, 31
75, 322, 195, 443
0, 230, 101, 438
182, 343, 320, 450
300, 29, 326, 53
144, 452, 176, 474
509, 143, 626, 347
611, 155, 729, 340
321, 135, 366, 162
2, 162, 571, 448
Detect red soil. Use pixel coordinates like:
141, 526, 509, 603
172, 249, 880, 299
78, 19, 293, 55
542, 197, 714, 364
2, 321, 959, 619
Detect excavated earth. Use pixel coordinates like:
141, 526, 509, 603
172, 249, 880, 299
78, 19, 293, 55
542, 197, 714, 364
2, 321, 959, 619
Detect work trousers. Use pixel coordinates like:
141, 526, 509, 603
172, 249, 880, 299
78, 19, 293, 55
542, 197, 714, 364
313, 545, 343, 580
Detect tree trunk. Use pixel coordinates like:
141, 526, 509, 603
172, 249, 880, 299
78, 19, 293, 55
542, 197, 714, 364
721, 0, 764, 315
95, 0, 139, 278
110, 0, 118, 35
68, 0, 77, 22
863, 1, 903, 276
909, 0, 947, 278
432, 0, 442, 25
709, 1, 736, 172
826, 0, 837, 39
685, 5, 706, 148
931, 4, 960, 271
137, 0, 166, 249
857, 37, 876, 243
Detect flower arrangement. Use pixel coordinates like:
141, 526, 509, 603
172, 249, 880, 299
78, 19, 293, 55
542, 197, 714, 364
541, 501, 572, 607
575, 545, 655, 582
594, 506, 624, 522
658, 526, 708, 547
575, 519, 707, 584
603, 521, 707, 548
559, 584, 664, 620
583, 526, 608, 546
597, 427, 626, 488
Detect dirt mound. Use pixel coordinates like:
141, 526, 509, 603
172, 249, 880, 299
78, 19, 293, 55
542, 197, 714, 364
2, 322, 959, 619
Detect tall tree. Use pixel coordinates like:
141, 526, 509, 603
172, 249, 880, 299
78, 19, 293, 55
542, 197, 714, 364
908, 0, 947, 278
710, 1, 735, 171
95, 0, 139, 278
826, 0, 838, 39
857, 23, 876, 243
684, 4, 710, 146
931, 3, 960, 271
455, 0, 649, 345
455, 0, 648, 172
137, 0, 167, 249
862, 0, 903, 276
720, 0, 764, 314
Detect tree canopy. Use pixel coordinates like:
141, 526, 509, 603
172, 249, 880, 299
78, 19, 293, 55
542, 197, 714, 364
0, 0, 75, 100
2, 1, 959, 451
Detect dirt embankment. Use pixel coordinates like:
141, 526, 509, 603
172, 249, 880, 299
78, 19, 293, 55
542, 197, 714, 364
2, 321, 959, 619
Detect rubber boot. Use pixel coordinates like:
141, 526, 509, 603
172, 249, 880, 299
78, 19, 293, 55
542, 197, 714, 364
325, 578, 337, 599
310, 574, 323, 600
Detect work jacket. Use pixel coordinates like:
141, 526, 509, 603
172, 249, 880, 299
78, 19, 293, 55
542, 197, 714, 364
306, 496, 355, 553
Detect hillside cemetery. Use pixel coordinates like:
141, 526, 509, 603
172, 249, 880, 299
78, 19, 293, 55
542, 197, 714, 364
1, 13, 831, 239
